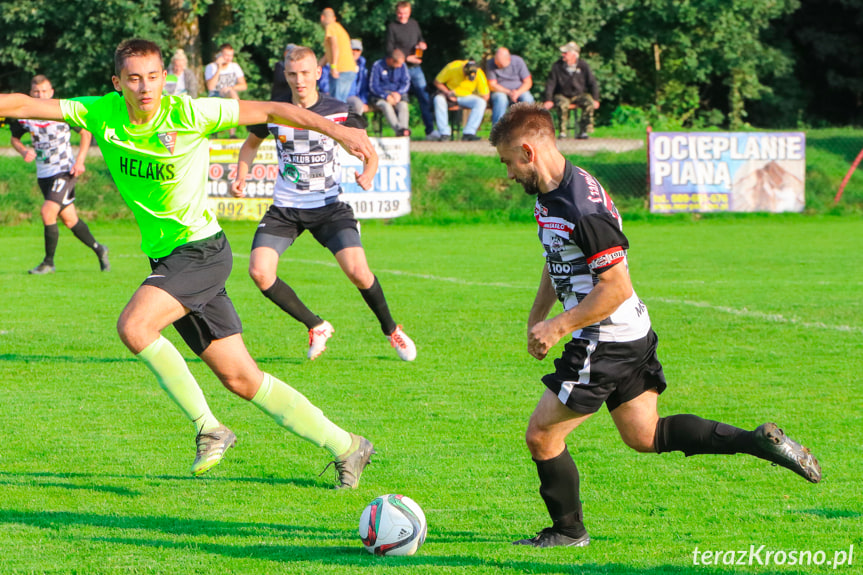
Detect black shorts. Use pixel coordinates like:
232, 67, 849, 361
143, 232, 243, 355
251, 202, 362, 255
542, 329, 667, 414
38, 174, 76, 209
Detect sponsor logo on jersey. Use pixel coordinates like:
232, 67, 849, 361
548, 262, 575, 275
536, 214, 575, 234
158, 131, 177, 154
587, 246, 626, 270
119, 156, 176, 181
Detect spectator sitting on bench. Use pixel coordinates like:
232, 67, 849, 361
370, 49, 411, 137
429, 59, 488, 141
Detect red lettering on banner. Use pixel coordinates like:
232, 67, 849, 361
209, 164, 224, 179
228, 164, 238, 180
251, 164, 267, 180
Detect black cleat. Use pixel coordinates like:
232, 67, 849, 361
513, 528, 590, 548
753, 422, 821, 483
29, 262, 55, 275
96, 245, 111, 271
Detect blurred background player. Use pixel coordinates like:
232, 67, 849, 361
231, 46, 417, 362
10, 74, 110, 275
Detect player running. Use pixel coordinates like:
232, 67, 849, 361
0, 39, 378, 488
230, 46, 416, 362
10, 74, 110, 275
490, 103, 821, 548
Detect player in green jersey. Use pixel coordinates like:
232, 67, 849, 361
0, 39, 378, 488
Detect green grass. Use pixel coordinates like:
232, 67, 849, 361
1, 217, 860, 574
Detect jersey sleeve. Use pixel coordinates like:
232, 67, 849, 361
60, 97, 101, 130
344, 110, 365, 129
571, 213, 630, 275
248, 123, 269, 139
8, 119, 26, 139
189, 97, 240, 135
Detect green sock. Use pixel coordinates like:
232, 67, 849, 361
251, 372, 352, 457
137, 336, 220, 435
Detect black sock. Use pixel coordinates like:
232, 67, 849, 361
262, 277, 322, 329
359, 276, 397, 335
70, 220, 99, 251
43, 223, 59, 265
654, 414, 757, 456
535, 446, 588, 538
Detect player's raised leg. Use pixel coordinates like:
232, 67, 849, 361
58, 202, 110, 271
200, 333, 374, 488
513, 389, 593, 548
248, 240, 331, 360
334, 245, 416, 361
609, 389, 821, 482
118, 284, 226, 475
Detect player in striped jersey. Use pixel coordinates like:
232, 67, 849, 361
10, 75, 110, 275
491, 103, 821, 549
232, 46, 416, 362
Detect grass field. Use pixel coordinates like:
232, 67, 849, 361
1, 217, 861, 574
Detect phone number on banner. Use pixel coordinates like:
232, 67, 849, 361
340, 192, 411, 218
210, 198, 273, 220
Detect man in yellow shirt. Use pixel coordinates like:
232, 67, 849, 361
320, 7, 358, 103
430, 59, 489, 141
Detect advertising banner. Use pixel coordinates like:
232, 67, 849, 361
649, 132, 806, 213
207, 137, 411, 220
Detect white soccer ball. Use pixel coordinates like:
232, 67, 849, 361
358, 494, 427, 556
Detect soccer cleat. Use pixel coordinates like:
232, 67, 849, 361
512, 528, 591, 548
320, 433, 375, 489
307, 320, 334, 360
191, 425, 236, 476
96, 245, 110, 271
388, 325, 417, 362
752, 422, 821, 483
28, 262, 55, 275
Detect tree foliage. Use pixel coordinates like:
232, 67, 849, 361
0, 0, 858, 127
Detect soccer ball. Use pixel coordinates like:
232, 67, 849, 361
358, 494, 427, 556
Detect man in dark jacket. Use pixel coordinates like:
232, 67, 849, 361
386, 1, 434, 138
543, 42, 600, 139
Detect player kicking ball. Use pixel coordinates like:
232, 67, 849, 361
231, 46, 416, 363
490, 104, 821, 548
0, 39, 378, 488
10, 74, 110, 275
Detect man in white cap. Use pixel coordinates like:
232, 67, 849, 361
542, 41, 600, 139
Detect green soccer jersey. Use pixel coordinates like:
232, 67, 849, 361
60, 93, 239, 258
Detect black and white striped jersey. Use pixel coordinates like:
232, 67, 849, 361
535, 161, 651, 342
249, 94, 362, 209
9, 118, 74, 178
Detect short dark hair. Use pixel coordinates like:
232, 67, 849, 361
31, 74, 50, 87
396, 1, 412, 10
489, 102, 555, 147
114, 38, 163, 76
286, 46, 317, 65
218, 43, 234, 52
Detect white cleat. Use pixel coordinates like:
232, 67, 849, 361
308, 320, 334, 360
388, 325, 417, 361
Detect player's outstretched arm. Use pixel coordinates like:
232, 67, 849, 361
0, 94, 64, 122
237, 100, 378, 191
231, 132, 265, 198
